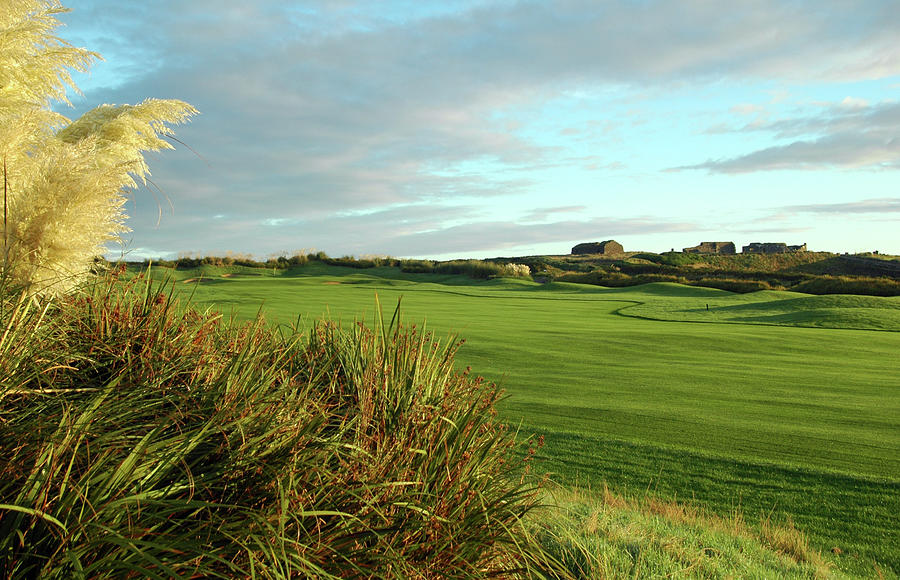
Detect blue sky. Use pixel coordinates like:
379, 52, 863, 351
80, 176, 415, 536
56, 0, 899, 259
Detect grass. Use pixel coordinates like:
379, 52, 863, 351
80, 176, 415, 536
531, 484, 833, 579
618, 287, 900, 330
0, 271, 554, 578
146, 262, 900, 577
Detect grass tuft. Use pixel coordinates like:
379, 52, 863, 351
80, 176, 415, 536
0, 272, 550, 578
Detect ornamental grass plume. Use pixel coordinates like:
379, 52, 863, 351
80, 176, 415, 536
1, 0, 196, 297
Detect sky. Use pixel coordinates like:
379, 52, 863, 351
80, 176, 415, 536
55, 0, 899, 260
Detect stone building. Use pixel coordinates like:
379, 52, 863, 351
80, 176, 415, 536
683, 242, 736, 255
571, 240, 624, 256
742, 242, 807, 254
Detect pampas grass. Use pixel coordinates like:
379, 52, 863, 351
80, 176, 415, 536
1, 0, 195, 296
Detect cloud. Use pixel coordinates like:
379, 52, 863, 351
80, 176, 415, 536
520, 206, 588, 222
60, 1, 900, 257
781, 197, 900, 215
370, 215, 698, 257
732, 226, 811, 235
729, 103, 766, 115
673, 101, 900, 173
117, 200, 697, 259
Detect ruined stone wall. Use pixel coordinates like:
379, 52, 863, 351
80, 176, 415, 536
571, 240, 624, 255
742, 242, 806, 254
683, 242, 736, 254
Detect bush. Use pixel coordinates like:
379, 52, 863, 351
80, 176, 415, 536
400, 259, 436, 274
430, 260, 531, 280
791, 276, 900, 297
0, 274, 552, 577
556, 271, 685, 287
499, 263, 532, 278
689, 278, 774, 293
433, 260, 503, 279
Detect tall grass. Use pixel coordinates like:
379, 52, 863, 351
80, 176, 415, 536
0, 272, 553, 578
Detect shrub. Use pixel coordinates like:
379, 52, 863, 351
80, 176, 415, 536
556, 271, 685, 287
689, 278, 774, 293
431, 260, 526, 279
791, 275, 900, 297
288, 252, 309, 266
433, 260, 499, 279
0, 273, 552, 577
499, 263, 532, 278
400, 259, 436, 274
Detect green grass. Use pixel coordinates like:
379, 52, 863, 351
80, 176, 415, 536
142, 263, 900, 576
619, 287, 900, 330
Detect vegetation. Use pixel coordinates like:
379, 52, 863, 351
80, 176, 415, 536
132, 249, 900, 296
2, 3, 893, 577
0, 0, 195, 296
533, 484, 831, 579
137, 252, 533, 281
542, 252, 900, 296
154, 262, 899, 577
0, 272, 557, 577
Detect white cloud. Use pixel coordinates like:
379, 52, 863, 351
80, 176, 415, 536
730, 103, 766, 115
674, 101, 900, 173
840, 96, 870, 109
782, 198, 900, 215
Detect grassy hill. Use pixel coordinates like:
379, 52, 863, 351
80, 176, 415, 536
136, 261, 900, 577
520, 251, 900, 296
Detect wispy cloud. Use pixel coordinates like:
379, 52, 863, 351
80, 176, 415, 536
673, 101, 900, 173
370, 216, 699, 257
781, 197, 900, 215
520, 206, 588, 222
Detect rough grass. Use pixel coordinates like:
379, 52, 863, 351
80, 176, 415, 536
144, 262, 900, 577
530, 484, 833, 579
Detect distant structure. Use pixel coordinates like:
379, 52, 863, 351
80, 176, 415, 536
571, 240, 624, 256
742, 242, 807, 254
683, 242, 736, 255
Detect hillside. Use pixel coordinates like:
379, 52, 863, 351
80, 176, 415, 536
503, 251, 900, 296
135, 250, 900, 297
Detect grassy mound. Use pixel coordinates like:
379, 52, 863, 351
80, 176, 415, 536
0, 272, 548, 577
619, 288, 900, 331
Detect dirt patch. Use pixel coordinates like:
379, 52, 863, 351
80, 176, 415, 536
323, 281, 341, 285
182, 278, 215, 284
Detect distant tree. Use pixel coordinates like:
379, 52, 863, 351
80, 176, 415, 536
1, 0, 196, 296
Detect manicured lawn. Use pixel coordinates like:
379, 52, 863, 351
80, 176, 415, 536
147, 264, 900, 575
